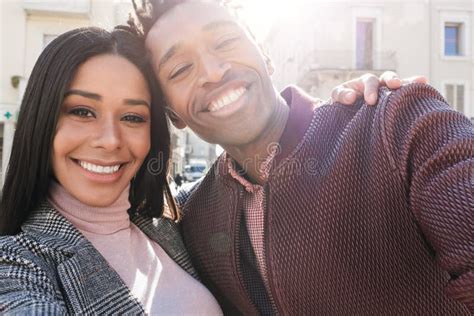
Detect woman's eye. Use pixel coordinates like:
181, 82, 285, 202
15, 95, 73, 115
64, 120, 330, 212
216, 37, 240, 50
169, 64, 193, 80
69, 108, 95, 118
123, 114, 146, 123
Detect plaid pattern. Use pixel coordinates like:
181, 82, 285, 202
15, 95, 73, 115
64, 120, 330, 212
0, 201, 198, 314
180, 84, 473, 315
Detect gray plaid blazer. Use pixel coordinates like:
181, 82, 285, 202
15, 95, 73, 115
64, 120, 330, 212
0, 201, 198, 315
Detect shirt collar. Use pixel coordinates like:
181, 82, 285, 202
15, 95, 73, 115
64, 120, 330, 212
226, 86, 318, 191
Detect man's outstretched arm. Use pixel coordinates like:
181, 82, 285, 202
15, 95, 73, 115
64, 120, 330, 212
382, 83, 473, 311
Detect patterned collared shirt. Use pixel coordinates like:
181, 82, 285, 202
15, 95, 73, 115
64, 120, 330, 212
225, 148, 277, 307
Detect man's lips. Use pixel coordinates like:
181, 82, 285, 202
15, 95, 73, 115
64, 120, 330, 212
207, 87, 247, 112
201, 81, 251, 112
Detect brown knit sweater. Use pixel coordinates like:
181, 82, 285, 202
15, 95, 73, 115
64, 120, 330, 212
180, 84, 473, 315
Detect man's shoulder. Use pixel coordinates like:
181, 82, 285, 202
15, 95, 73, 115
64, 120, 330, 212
312, 83, 456, 132
378, 83, 451, 118
374, 83, 472, 141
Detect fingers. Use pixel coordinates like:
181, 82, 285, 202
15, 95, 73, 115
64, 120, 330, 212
361, 74, 379, 105
331, 74, 379, 105
400, 75, 428, 85
380, 71, 402, 89
330, 72, 429, 107
382, 72, 428, 87
331, 85, 359, 105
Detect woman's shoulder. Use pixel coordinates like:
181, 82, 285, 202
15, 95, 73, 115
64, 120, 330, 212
0, 231, 32, 256
0, 231, 56, 286
0, 201, 85, 266
0, 231, 68, 313
0, 230, 53, 267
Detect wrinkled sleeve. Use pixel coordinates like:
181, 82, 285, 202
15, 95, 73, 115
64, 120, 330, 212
0, 243, 67, 315
383, 84, 474, 311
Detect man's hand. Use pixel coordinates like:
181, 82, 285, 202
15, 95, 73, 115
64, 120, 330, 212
331, 71, 428, 106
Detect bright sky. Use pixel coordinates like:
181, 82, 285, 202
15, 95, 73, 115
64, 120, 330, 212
237, 0, 301, 39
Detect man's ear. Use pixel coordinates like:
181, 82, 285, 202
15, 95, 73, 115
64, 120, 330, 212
259, 44, 274, 76
165, 106, 187, 129
265, 55, 275, 76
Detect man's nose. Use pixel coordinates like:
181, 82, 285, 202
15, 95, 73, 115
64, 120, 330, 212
197, 52, 231, 87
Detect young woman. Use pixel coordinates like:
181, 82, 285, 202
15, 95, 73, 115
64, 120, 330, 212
0, 26, 222, 315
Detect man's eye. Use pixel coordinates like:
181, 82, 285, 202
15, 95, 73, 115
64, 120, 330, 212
169, 64, 193, 80
69, 108, 95, 118
216, 37, 240, 50
122, 114, 146, 123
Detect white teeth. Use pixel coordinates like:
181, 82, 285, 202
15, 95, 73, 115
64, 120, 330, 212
79, 161, 121, 174
209, 87, 246, 112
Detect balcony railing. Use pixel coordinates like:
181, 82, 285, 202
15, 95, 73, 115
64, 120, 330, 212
301, 50, 397, 72
23, 0, 91, 17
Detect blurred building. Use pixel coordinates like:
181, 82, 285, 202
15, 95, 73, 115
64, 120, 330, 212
169, 126, 217, 177
0, 0, 216, 183
265, 0, 474, 120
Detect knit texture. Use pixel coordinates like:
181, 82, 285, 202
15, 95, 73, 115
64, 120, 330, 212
180, 84, 473, 315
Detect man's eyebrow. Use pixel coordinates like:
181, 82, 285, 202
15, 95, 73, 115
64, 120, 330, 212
64, 89, 101, 101
157, 21, 239, 72
124, 98, 150, 107
202, 20, 239, 32
158, 43, 181, 71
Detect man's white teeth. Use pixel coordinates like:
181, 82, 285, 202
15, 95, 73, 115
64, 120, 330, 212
209, 87, 246, 112
79, 161, 121, 174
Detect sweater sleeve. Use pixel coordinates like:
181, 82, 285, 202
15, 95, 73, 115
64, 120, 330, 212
0, 238, 68, 315
381, 83, 474, 311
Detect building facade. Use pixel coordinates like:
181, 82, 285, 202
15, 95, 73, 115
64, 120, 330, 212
265, 0, 474, 120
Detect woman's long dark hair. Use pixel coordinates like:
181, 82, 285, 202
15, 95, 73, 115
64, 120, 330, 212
0, 26, 177, 235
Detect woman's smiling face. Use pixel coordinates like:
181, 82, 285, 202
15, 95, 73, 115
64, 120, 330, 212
52, 54, 151, 207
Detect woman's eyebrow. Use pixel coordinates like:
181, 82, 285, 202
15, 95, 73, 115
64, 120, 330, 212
124, 98, 150, 107
65, 90, 149, 107
64, 89, 101, 101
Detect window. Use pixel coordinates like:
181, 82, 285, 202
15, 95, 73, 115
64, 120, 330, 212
444, 83, 465, 112
440, 12, 471, 58
356, 19, 374, 69
444, 23, 463, 56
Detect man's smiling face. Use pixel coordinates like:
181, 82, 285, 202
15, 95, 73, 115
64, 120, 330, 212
145, 1, 278, 147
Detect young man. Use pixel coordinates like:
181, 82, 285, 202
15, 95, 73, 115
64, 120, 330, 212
133, 1, 473, 314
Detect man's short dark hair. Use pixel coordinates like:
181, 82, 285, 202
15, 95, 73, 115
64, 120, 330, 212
130, 0, 227, 36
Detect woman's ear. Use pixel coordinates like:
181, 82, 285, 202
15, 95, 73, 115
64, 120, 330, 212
165, 106, 187, 129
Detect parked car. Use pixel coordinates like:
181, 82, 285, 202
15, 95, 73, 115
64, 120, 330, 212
183, 163, 207, 181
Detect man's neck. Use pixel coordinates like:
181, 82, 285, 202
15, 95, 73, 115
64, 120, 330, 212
224, 93, 290, 185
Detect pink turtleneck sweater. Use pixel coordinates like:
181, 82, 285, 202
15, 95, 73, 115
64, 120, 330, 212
48, 182, 222, 315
